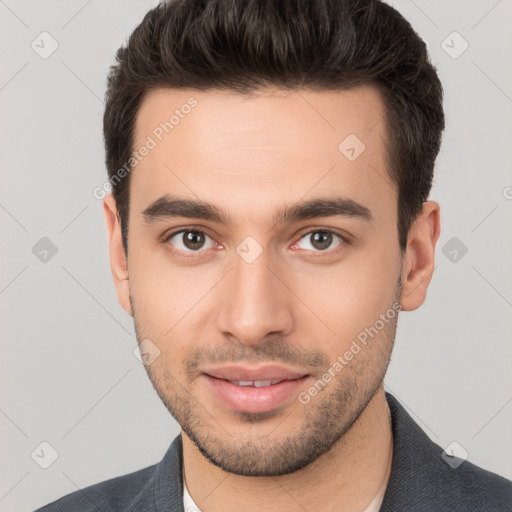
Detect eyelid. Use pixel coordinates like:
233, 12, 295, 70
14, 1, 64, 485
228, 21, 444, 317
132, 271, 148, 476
295, 226, 352, 242
291, 227, 351, 253
163, 226, 352, 257
163, 227, 220, 256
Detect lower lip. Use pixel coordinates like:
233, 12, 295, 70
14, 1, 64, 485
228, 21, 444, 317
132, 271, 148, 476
203, 374, 310, 413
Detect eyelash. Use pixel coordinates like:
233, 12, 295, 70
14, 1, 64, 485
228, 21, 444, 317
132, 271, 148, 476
162, 227, 351, 258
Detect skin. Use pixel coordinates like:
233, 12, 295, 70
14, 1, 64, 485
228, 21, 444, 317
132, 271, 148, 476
104, 85, 440, 511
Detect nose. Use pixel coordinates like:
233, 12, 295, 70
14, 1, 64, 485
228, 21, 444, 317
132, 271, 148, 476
215, 245, 295, 346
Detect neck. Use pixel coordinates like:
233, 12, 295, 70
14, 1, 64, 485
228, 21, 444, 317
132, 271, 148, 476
182, 386, 393, 512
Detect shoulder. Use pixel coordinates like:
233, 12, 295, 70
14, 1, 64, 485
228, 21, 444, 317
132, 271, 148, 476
383, 393, 512, 511
415, 446, 512, 510
34, 435, 185, 512
34, 463, 158, 512
449, 456, 512, 510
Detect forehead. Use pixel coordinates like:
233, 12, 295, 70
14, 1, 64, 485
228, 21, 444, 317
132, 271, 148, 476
130, 86, 395, 225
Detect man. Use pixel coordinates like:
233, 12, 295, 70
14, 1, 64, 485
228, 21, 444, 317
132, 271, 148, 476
36, 0, 512, 510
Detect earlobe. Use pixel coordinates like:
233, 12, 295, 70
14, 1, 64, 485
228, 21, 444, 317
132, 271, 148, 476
399, 201, 441, 311
103, 194, 132, 316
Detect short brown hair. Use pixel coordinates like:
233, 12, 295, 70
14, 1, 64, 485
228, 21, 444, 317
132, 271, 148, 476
103, 0, 445, 252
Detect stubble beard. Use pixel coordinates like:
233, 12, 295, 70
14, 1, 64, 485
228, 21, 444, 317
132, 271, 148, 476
130, 278, 401, 476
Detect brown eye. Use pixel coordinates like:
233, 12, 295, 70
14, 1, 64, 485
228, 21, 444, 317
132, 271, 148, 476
310, 231, 333, 250
166, 230, 215, 253
296, 230, 344, 252
182, 231, 206, 250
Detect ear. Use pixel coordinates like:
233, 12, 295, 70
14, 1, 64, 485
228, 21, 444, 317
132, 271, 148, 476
103, 194, 132, 316
399, 200, 441, 311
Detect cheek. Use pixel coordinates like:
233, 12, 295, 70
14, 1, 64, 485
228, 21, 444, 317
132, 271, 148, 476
128, 247, 221, 355
129, 268, 198, 380
128, 250, 182, 335
290, 247, 399, 354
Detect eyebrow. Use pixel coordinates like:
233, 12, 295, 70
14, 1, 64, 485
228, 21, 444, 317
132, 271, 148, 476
142, 194, 373, 226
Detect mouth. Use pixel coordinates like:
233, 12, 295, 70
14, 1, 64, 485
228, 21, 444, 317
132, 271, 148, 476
228, 379, 286, 387
201, 365, 311, 414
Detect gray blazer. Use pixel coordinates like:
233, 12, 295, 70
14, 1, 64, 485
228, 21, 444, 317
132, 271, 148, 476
35, 393, 512, 511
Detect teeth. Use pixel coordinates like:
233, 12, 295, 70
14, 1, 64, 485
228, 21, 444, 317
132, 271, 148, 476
253, 380, 273, 388
236, 380, 256, 387
232, 380, 283, 387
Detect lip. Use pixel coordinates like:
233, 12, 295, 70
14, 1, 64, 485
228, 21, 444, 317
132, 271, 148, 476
203, 364, 307, 382
201, 365, 310, 413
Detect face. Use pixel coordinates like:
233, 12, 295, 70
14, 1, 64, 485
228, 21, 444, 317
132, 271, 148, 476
113, 86, 407, 476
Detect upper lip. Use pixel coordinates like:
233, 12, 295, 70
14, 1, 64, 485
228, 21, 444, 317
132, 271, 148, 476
203, 365, 308, 382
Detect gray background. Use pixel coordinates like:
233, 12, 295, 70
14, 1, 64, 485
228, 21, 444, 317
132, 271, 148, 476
1, 1, 511, 510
